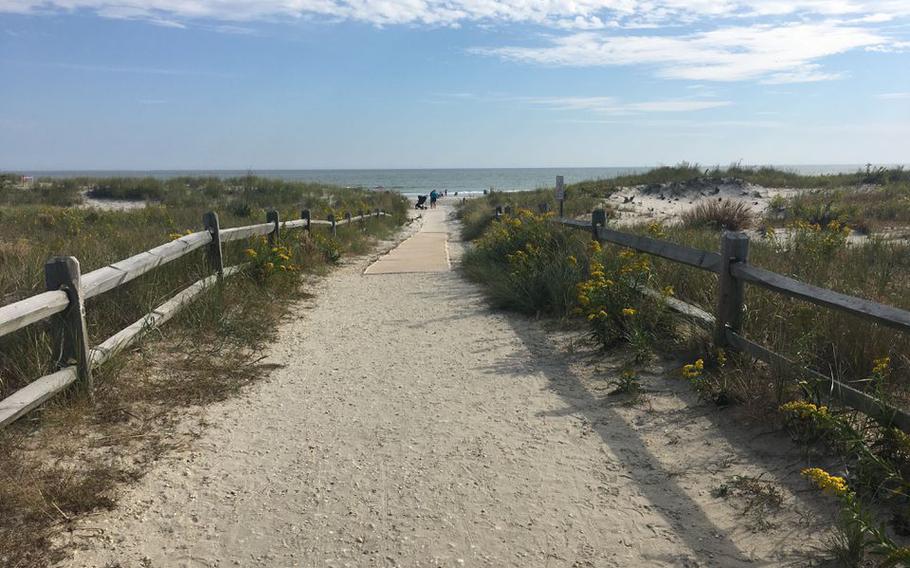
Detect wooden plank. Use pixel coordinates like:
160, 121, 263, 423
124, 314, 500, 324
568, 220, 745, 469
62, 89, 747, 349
0, 367, 78, 429
638, 286, 714, 328
0, 290, 69, 339
90, 264, 244, 368
732, 263, 910, 333
596, 226, 722, 272
81, 231, 211, 299
725, 330, 910, 432
283, 219, 307, 230
552, 219, 722, 272
220, 223, 275, 242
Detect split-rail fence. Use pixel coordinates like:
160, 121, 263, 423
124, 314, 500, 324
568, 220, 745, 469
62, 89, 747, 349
0, 209, 389, 429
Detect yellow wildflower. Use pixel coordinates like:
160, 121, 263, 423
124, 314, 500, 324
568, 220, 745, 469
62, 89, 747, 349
622, 308, 637, 317
801, 467, 849, 497
872, 356, 891, 376
662, 285, 675, 297
567, 255, 578, 266
716, 349, 727, 367
244, 248, 258, 258
588, 241, 602, 253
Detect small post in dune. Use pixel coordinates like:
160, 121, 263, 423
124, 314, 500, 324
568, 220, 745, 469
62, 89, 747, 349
45, 256, 93, 395
555, 175, 566, 218
504, 205, 512, 216
344, 212, 352, 227
539, 202, 550, 214
202, 211, 224, 278
358, 210, 365, 228
267, 210, 280, 245
714, 232, 750, 347
328, 213, 337, 236
592, 209, 607, 240
494, 205, 502, 222
301, 209, 311, 232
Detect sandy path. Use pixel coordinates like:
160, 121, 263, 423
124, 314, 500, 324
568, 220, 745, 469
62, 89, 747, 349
64, 205, 833, 567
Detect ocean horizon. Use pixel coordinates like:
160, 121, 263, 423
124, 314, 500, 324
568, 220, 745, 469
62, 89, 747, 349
14, 165, 898, 196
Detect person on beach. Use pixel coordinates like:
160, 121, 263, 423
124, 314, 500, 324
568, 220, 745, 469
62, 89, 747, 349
430, 189, 438, 209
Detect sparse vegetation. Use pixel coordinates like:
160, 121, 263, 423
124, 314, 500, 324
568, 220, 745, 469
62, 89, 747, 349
0, 176, 408, 567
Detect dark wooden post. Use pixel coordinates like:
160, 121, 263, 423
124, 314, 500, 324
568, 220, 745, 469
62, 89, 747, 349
45, 257, 93, 395
301, 209, 311, 232
592, 209, 607, 240
494, 205, 502, 222
714, 232, 750, 347
374, 208, 380, 218
358, 210, 365, 228
539, 202, 550, 214
328, 214, 337, 236
202, 211, 223, 277
267, 210, 280, 245
344, 212, 352, 227
504, 205, 512, 216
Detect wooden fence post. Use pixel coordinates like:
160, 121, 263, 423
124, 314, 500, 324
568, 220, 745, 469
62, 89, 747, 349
504, 205, 512, 216
45, 257, 93, 395
344, 212, 352, 227
358, 210, 364, 228
539, 202, 550, 214
328, 214, 337, 236
592, 209, 607, 240
267, 210, 280, 245
714, 232, 750, 347
301, 209, 311, 232
494, 205, 502, 222
202, 211, 224, 278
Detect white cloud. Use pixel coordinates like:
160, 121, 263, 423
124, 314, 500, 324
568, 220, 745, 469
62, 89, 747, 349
2, 1, 908, 83
876, 92, 910, 99
4, 1, 910, 28
444, 93, 732, 114
479, 22, 892, 82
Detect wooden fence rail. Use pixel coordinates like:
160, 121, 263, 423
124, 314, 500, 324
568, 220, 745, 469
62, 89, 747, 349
0, 210, 390, 429
494, 207, 910, 431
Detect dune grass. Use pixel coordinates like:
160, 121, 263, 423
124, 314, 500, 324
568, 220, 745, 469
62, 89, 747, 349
0, 178, 409, 567
458, 177, 910, 562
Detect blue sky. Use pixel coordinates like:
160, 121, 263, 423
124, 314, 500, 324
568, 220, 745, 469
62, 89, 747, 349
1, 1, 909, 169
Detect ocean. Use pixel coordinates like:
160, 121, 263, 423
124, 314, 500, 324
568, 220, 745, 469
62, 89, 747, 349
19, 166, 881, 197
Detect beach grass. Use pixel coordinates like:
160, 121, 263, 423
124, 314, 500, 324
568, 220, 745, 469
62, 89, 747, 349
0, 177, 408, 566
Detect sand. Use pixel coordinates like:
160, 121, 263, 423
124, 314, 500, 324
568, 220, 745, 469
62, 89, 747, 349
61, 203, 835, 567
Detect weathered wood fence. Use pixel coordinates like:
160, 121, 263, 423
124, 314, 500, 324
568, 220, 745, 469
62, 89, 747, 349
495, 206, 910, 432
0, 209, 389, 429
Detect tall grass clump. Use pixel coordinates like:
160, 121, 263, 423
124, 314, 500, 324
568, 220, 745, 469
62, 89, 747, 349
680, 199, 754, 231
462, 209, 586, 315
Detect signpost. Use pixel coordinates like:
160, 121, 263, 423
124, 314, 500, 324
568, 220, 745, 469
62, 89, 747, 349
555, 176, 565, 217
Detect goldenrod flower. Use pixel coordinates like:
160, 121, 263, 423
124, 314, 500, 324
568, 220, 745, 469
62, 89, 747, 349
244, 248, 258, 258
872, 356, 891, 376
622, 308, 637, 317
567, 255, 578, 266
801, 467, 849, 497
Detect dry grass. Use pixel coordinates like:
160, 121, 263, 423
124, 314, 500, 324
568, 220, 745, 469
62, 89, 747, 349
680, 199, 754, 231
0, 179, 408, 567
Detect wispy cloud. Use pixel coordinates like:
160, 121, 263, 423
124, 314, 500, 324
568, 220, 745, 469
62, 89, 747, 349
876, 92, 910, 99
4, 1, 910, 29
439, 93, 732, 115
2, 1, 908, 84
34, 62, 235, 78
476, 22, 893, 83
